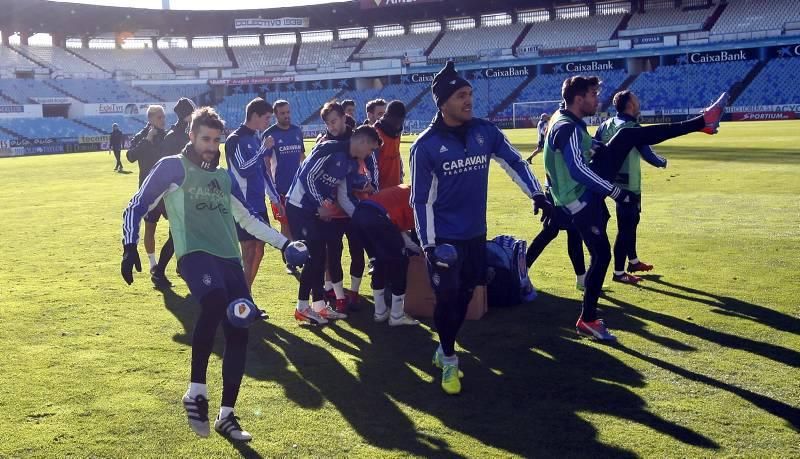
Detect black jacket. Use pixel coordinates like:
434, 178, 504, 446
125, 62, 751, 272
161, 119, 190, 158
109, 129, 125, 150
127, 125, 167, 185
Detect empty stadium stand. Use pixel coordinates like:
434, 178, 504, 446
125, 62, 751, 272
622, 4, 713, 36
70, 48, 173, 76
231, 44, 293, 72
428, 24, 526, 60
11, 45, 107, 77
356, 32, 438, 59
0, 117, 101, 139
296, 40, 359, 70
517, 14, 625, 55
47, 79, 154, 103
159, 47, 232, 69
0, 79, 67, 103
627, 60, 756, 110
711, 0, 800, 39
734, 56, 800, 106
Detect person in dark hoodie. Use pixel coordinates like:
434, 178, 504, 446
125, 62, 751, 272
127, 104, 168, 276
109, 123, 126, 172
149, 97, 197, 288
410, 61, 551, 395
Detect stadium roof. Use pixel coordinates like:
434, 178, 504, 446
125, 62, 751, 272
1, 0, 553, 38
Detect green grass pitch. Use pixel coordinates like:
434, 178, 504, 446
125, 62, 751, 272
0, 120, 798, 457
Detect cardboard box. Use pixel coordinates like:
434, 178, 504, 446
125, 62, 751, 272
403, 255, 487, 320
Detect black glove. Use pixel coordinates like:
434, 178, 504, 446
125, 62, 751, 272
121, 243, 141, 285
611, 188, 636, 205
532, 193, 553, 225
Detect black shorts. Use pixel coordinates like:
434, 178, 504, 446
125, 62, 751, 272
144, 200, 168, 224
178, 251, 250, 303
236, 210, 270, 242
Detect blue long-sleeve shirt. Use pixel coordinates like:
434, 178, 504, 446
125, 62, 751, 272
122, 154, 287, 250
410, 113, 544, 248
286, 139, 360, 213
225, 124, 280, 214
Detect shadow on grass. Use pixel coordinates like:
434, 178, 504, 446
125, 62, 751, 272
157, 285, 721, 456
638, 274, 800, 336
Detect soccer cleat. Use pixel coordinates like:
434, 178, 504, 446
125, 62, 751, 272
701, 92, 728, 134
432, 350, 464, 378
374, 310, 390, 322
389, 313, 420, 327
324, 289, 336, 302
214, 412, 252, 442
441, 364, 462, 395
344, 289, 360, 305
150, 268, 173, 289
319, 305, 347, 320
576, 281, 608, 292
334, 298, 349, 314
627, 261, 653, 273
612, 272, 642, 284
576, 318, 617, 341
294, 307, 328, 325
182, 393, 210, 438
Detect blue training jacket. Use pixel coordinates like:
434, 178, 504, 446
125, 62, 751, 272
224, 124, 280, 214
286, 139, 362, 214
409, 113, 544, 248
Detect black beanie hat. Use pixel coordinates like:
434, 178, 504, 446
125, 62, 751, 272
386, 100, 406, 119
174, 97, 196, 120
431, 61, 471, 108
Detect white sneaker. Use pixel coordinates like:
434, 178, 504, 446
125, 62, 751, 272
374, 310, 390, 322
182, 393, 210, 438
294, 307, 328, 325
389, 313, 420, 327
318, 305, 347, 320
214, 412, 252, 442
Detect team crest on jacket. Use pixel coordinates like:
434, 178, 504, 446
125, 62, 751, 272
474, 133, 484, 146
202, 274, 212, 286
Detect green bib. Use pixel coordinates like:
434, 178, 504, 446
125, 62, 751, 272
164, 156, 242, 262
543, 112, 593, 208
599, 117, 642, 194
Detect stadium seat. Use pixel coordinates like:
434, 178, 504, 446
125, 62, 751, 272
159, 47, 232, 69
357, 33, 438, 59
735, 57, 800, 106
11, 44, 107, 76
712, 0, 800, 37
622, 4, 712, 36
627, 60, 755, 110
428, 24, 526, 60
297, 41, 359, 69
518, 14, 624, 54
70, 48, 173, 76
231, 45, 293, 72
47, 79, 155, 103
0, 79, 68, 104
0, 117, 103, 139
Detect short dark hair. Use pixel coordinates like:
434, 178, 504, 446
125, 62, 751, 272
341, 100, 355, 109
273, 99, 290, 111
190, 106, 225, 134
352, 124, 383, 147
245, 97, 272, 122
613, 90, 634, 113
320, 101, 345, 122
366, 99, 387, 114
562, 76, 601, 105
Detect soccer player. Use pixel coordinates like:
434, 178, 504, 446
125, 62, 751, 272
110, 123, 125, 172
410, 61, 551, 395
127, 105, 167, 275
263, 100, 305, 240
150, 97, 197, 288
286, 125, 383, 324
121, 107, 302, 442
351, 184, 420, 326
525, 113, 549, 163
596, 90, 667, 285
316, 102, 377, 309
341, 99, 357, 130
543, 75, 727, 341
225, 98, 281, 289
365, 99, 387, 126
373, 100, 406, 188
